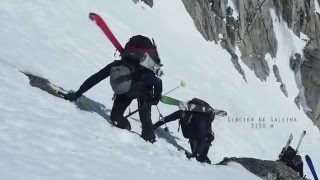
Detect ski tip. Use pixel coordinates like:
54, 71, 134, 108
89, 12, 98, 20
222, 112, 227, 117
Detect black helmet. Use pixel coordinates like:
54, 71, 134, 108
121, 35, 161, 69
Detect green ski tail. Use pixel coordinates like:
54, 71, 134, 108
161, 95, 181, 106
295, 131, 306, 152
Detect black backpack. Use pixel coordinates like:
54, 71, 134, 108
110, 60, 151, 98
110, 35, 157, 98
179, 98, 215, 138
188, 98, 215, 124
279, 146, 297, 161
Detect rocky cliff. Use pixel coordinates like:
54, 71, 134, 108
180, 0, 320, 129
218, 157, 305, 180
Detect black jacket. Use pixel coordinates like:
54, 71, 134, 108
154, 110, 213, 156
75, 59, 162, 100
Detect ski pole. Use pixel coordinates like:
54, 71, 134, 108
155, 105, 169, 132
124, 109, 139, 119
163, 81, 186, 95
124, 107, 141, 119
126, 81, 186, 118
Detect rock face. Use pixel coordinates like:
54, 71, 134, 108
273, 64, 288, 97
180, 0, 320, 129
218, 157, 305, 180
301, 43, 320, 127
275, 0, 320, 128
181, 0, 278, 82
132, 0, 153, 7
181, 0, 247, 81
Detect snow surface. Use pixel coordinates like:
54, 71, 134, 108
0, 0, 319, 179
227, 0, 239, 19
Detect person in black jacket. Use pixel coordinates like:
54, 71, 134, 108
153, 98, 215, 164
278, 146, 304, 177
64, 35, 163, 143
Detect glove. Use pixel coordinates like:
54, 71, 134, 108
206, 131, 215, 143
64, 92, 80, 102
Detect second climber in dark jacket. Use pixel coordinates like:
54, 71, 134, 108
153, 98, 215, 164
278, 146, 304, 177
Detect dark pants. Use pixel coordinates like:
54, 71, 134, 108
110, 94, 155, 142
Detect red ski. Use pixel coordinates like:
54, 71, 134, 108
89, 13, 124, 53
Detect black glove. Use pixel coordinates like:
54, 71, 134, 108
64, 92, 81, 102
206, 131, 215, 143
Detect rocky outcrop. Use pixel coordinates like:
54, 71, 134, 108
273, 65, 288, 97
290, 53, 303, 73
181, 0, 278, 82
273, 65, 282, 83
301, 43, 320, 127
294, 94, 301, 109
132, 0, 153, 7
180, 0, 320, 129
181, 0, 246, 81
273, 0, 320, 127
218, 157, 305, 180
235, 0, 277, 81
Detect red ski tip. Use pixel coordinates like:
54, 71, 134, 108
89, 13, 98, 20
88, 12, 124, 52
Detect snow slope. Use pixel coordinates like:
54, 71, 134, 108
0, 0, 319, 179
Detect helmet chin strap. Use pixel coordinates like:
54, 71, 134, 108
140, 52, 157, 71
155, 68, 164, 78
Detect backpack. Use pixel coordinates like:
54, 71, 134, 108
179, 98, 215, 138
188, 98, 215, 124
279, 146, 297, 162
109, 62, 145, 98
110, 35, 158, 98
